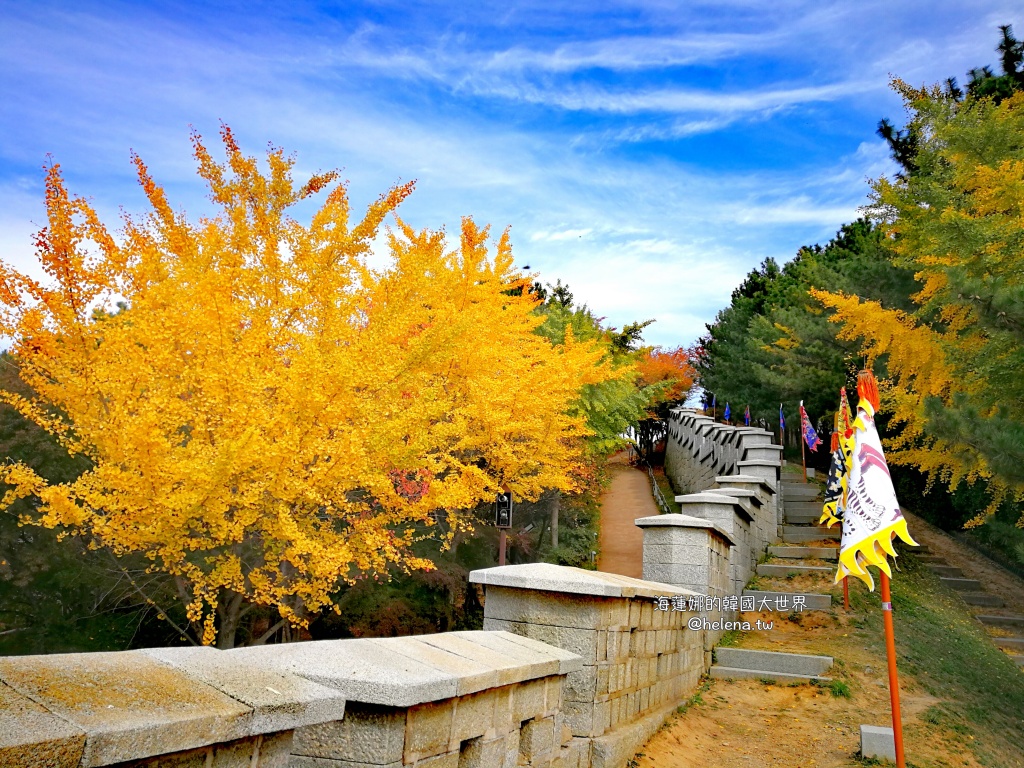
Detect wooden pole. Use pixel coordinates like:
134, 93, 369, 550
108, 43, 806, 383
880, 571, 906, 767
498, 529, 507, 566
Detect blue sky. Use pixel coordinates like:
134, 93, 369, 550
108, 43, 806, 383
1, 1, 1020, 348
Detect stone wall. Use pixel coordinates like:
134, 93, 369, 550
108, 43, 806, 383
469, 564, 705, 768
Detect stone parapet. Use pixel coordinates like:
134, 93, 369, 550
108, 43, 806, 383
233, 630, 583, 768
0, 647, 345, 767
470, 564, 705, 768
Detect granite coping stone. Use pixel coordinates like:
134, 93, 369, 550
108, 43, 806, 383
141, 646, 346, 735
0, 680, 86, 768
231, 630, 581, 708
469, 562, 695, 599
704, 488, 764, 507
634, 513, 736, 546
713, 475, 777, 495
0, 651, 253, 768
447, 630, 582, 676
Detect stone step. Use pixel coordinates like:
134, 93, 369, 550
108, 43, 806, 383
709, 666, 832, 684
785, 501, 825, 514
961, 592, 1005, 608
916, 545, 932, 554
993, 636, 1024, 651
785, 512, 825, 525
742, 589, 832, 611
757, 563, 834, 577
768, 546, 838, 561
782, 526, 840, 539
940, 577, 983, 592
782, 487, 820, 500
918, 554, 945, 564
782, 531, 841, 544
714, 647, 833, 677
927, 564, 963, 578
1009, 654, 1024, 668
978, 615, 1024, 628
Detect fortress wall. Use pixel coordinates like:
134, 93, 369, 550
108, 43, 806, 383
470, 564, 705, 768
1, 632, 582, 768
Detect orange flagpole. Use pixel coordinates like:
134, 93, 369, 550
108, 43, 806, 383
843, 576, 850, 610
880, 571, 906, 767
800, 430, 807, 482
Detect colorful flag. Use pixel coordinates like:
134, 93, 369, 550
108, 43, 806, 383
779, 403, 786, 432
836, 371, 918, 590
724, 402, 731, 421
838, 387, 853, 433
744, 404, 750, 426
799, 401, 822, 451
711, 393, 716, 409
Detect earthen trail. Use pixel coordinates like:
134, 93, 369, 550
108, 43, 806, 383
597, 451, 657, 578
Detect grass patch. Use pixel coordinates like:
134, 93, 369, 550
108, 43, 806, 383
651, 466, 682, 514
674, 676, 711, 715
758, 676, 777, 686
848, 552, 1024, 763
717, 629, 743, 647
828, 679, 851, 698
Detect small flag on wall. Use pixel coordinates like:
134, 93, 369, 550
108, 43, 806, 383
744, 404, 750, 426
724, 402, 731, 421
779, 403, 786, 432
799, 401, 821, 451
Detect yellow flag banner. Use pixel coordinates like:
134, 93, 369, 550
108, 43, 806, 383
836, 374, 918, 590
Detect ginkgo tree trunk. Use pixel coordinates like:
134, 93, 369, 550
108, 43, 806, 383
0, 127, 630, 647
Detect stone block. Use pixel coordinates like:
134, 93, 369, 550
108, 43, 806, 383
470, 563, 692, 600
513, 679, 548, 722
142, 646, 346, 735
452, 630, 582, 676
405, 699, 454, 762
483, 620, 600, 666
413, 750, 459, 768
860, 725, 896, 762
452, 689, 497, 743
483, 588, 603, 629
0, 680, 85, 768
0, 651, 251, 768
520, 716, 555, 760
417, 633, 551, 688
589, 705, 673, 768
293, 701, 404, 764
232, 638, 457, 708
564, 668, 597, 702
254, 732, 294, 768
458, 734, 506, 768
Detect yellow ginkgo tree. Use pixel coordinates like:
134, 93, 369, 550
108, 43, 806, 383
0, 127, 625, 646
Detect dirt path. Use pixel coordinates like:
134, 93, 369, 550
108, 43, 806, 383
597, 451, 657, 579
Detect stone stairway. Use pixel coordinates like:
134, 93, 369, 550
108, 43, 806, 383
709, 647, 833, 683
920, 553, 1024, 668
743, 476, 837, 611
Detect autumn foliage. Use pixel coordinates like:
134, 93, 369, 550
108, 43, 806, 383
0, 128, 623, 645
635, 346, 696, 407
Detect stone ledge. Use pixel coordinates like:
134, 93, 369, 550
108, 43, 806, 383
0, 651, 253, 768
469, 563, 692, 599
634, 514, 736, 546
0, 680, 85, 768
142, 646, 346, 735
714, 474, 777, 495
232, 630, 581, 708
